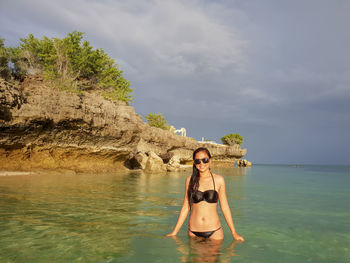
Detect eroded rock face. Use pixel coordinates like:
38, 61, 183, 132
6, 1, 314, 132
237, 159, 252, 167
144, 151, 166, 173
166, 155, 181, 172
125, 152, 148, 170
0, 77, 247, 172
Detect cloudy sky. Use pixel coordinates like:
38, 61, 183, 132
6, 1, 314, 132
1, 0, 349, 164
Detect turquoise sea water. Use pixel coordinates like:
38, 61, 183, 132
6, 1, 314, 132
0, 165, 349, 262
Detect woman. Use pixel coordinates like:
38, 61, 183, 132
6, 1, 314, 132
166, 147, 244, 241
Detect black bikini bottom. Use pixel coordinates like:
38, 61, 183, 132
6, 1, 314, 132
189, 227, 222, 238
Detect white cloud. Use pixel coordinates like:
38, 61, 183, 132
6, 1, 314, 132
1, 0, 247, 77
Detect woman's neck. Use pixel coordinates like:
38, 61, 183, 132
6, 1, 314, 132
199, 170, 211, 178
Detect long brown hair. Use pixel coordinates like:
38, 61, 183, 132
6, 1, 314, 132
187, 147, 212, 207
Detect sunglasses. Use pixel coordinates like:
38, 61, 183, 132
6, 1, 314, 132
194, 158, 210, 165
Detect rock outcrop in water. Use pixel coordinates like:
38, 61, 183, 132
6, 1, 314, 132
0, 77, 246, 172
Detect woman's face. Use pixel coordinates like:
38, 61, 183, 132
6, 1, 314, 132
194, 151, 211, 173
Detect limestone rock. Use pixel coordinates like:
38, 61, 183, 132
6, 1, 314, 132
125, 152, 148, 170
166, 155, 181, 172
237, 159, 252, 167
135, 152, 148, 170
0, 76, 247, 172
144, 151, 166, 173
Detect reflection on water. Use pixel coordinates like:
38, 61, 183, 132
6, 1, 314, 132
214, 167, 250, 177
0, 171, 144, 262
171, 236, 241, 263
0, 165, 349, 263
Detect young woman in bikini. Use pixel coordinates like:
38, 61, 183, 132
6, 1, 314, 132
166, 147, 244, 241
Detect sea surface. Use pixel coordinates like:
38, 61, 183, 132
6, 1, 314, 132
0, 165, 349, 263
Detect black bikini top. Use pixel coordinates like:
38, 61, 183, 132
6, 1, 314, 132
192, 172, 219, 204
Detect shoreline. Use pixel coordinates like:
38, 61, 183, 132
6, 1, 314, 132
0, 171, 35, 176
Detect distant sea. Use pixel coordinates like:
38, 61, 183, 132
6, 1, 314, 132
0, 165, 349, 262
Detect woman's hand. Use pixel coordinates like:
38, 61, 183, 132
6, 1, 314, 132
166, 232, 177, 237
233, 232, 245, 242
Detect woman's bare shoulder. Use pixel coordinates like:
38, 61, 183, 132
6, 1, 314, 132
212, 173, 225, 183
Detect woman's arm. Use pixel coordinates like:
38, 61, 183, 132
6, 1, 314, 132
217, 175, 245, 241
166, 176, 191, 236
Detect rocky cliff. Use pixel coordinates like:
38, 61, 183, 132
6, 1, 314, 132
0, 77, 246, 172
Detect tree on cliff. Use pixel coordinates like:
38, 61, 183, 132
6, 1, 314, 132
0, 32, 133, 103
145, 113, 170, 130
221, 133, 244, 146
0, 38, 11, 80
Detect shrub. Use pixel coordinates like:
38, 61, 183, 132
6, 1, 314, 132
145, 113, 170, 130
0, 38, 10, 79
0, 32, 133, 103
221, 133, 244, 145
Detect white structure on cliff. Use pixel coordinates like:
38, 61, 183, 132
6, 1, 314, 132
198, 137, 220, 145
174, 127, 186, 137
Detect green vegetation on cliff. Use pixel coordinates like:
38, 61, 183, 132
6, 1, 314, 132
145, 112, 170, 130
221, 133, 244, 145
0, 38, 11, 79
0, 32, 132, 103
